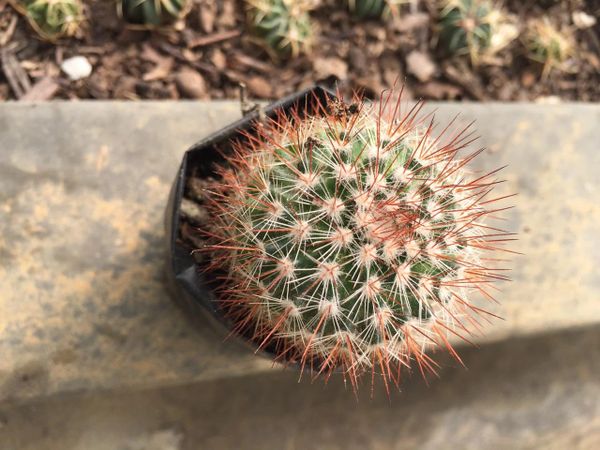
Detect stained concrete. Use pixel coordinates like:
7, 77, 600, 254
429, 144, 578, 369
0, 102, 599, 409
1, 325, 598, 449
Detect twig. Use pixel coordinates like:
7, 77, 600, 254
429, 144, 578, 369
584, 28, 600, 62
1, 48, 31, 98
442, 61, 487, 101
230, 52, 272, 74
20, 76, 59, 101
155, 41, 219, 82
0, 14, 17, 47
188, 30, 241, 49
239, 82, 265, 121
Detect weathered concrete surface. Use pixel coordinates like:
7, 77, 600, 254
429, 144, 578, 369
0, 102, 599, 403
1, 325, 598, 449
0, 102, 272, 404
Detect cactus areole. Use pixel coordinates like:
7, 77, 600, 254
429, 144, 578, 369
168, 86, 513, 390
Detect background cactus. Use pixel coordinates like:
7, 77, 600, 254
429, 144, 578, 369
438, 0, 495, 63
346, 0, 405, 20
13, 0, 83, 40
246, 0, 313, 58
525, 17, 575, 79
201, 90, 513, 388
118, 0, 189, 27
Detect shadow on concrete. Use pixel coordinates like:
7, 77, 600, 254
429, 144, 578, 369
1, 324, 599, 450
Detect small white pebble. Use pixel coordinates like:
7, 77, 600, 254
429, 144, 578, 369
61, 56, 93, 81
572, 11, 596, 29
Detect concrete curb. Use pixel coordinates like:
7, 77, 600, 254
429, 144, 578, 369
1, 102, 598, 402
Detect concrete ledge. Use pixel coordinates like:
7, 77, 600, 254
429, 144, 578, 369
1, 101, 598, 402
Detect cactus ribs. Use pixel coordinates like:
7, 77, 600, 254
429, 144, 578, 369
181, 88, 515, 392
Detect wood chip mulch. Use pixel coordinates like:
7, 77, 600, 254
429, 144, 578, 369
0, 0, 598, 102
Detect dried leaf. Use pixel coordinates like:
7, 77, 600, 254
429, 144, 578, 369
143, 56, 174, 81
20, 77, 58, 101
198, 0, 217, 33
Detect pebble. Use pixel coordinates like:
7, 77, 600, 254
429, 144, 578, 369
535, 95, 562, 105
313, 56, 348, 81
572, 11, 596, 29
174, 68, 208, 99
61, 56, 93, 81
406, 51, 436, 83
246, 76, 272, 98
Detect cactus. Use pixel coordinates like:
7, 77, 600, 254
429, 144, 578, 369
13, 0, 83, 40
439, 0, 496, 63
525, 17, 574, 79
346, 0, 405, 20
246, 0, 313, 58
201, 90, 513, 389
118, 0, 189, 27
439, 0, 518, 64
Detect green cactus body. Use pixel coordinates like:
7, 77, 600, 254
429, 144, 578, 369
347, 0, 404, 20
203, 93, 512, 386
439, 0, 493, 60
347, 0, 386, 19
19, 0, 82, 39
120, 0, 188, 27
526, 18, 574, 79
246, 0, 312, 58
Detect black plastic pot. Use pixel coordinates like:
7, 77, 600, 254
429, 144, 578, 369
165, 86, 336, 354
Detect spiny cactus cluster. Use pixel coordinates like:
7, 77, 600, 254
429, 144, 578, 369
246, 0, 314, 58
201, 89, 513, 389
15, 0, 83, 40
439, 0, 496, 63
525, 17, 574, 79
119, 0, 189, 27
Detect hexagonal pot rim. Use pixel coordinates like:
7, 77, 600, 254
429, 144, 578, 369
165, 85, 337, 361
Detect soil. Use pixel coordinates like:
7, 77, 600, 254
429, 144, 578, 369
0, 0, 598, 102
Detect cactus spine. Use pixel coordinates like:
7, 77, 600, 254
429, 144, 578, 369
246, 0, 313, 58
202, 90, 512, 389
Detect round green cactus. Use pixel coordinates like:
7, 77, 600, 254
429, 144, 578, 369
119, 0, 189, 27
347, 0, 404, 20
525, 17, 575, 79
439, 0, 494, 62
202, 91, 512, 388
246, 0, 313, 58
15, 0, 83, 40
